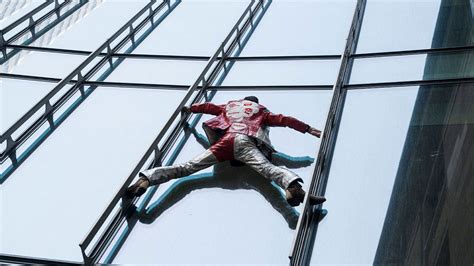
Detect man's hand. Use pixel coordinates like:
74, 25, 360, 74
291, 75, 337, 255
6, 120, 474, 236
307, 127, 322, 138
181, 106, 191, 115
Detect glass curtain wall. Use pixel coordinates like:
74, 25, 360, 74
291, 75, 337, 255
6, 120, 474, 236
100, 0, 355, 264
1, 0, 472, 264
310, 0, 474, 265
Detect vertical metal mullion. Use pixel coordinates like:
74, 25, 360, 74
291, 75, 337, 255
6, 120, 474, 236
289, 0, 367, 265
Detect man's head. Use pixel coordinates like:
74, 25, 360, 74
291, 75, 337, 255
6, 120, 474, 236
244, 96, 259, 104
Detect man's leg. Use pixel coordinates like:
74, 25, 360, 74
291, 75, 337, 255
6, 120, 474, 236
126, 149, 218, 197
233, 134, 325, 206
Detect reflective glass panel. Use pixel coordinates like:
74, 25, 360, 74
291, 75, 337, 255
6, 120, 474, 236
128, 0, 249, 56
350, 51, 474, 84
223, 60, 340, 85
0, 79, 55, 133
25, 1, 148, 50
0, 1, 43, 29
240, 0, 356, 56
311, 86, 419, 264
312, 83, 474, 265
0, 87, 185, 261
109, 90, 332, 264
357, 0, 474, 53
2, 51, 91, 78
104, 59, 207, 85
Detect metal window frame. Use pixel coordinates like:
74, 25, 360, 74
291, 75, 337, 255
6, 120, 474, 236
6, 42, 474, 61
0, 1, 54, 35
0, 72, 334, 90
289, 0, 367, 265
4, 43, 342, 61
0, 253, 80, 265
0, 0, 180, 182
0, 0, 88, 63
77, 1, 271, 264
1, 0, 473, 264
4, 72, 474, 92
351, 45, 474, 59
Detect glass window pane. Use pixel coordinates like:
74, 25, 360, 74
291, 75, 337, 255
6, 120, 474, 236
240, 0, 356, 56
312, 83, 474, 264
108, 90, 332, 264
0, 87, 186, 261
0, 1, 43, 28
104, 59, 207, 84
0, 79, 55, 133
357, 0, 474, 53
21, 1, 148, 50
2, 51, 99, 78
349, 51, 474, 84
311, 86, 419, 264
129, 1, 249, 56
222, 60, 341, 85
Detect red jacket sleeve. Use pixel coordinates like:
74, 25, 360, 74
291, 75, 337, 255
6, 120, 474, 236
264, 112, 310, 133
190, 103, 224, 116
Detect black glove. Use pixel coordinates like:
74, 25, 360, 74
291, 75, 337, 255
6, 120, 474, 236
181, 106, 191, 115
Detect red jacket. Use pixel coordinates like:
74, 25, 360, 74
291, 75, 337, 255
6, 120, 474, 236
190, 99, 309, 150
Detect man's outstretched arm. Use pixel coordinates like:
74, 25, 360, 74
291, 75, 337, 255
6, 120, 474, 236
264, 112, 322, 138
182, 102, 224, 116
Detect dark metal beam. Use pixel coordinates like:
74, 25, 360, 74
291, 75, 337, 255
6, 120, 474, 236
78, 1, 271, 264
7, 41, 474, 63
229, 54, 341, 60
352, 45, 474, 59
346, 77, 474, 89
4, 72, 472, 93
0, 72, 64, 83
289, 0, 367, 265
5, 44, 341, 61
0, 72, 333, 91
0, 253, 80, 265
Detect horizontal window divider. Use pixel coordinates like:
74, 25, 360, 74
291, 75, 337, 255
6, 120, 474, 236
6, 44, 92, 56
0, 73, 333, 91
0, 72, 63, 83
5, 44, 341, 61
85, 80, 189, 89
346, 77, 474, 89
9, 73, 471, 93
0, 253, 80, 265
211, 84, 334, 90
352, 45, 474, 59
226, 54, 341, 61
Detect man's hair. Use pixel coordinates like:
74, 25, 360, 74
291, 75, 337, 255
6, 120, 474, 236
244, 96, 259, 104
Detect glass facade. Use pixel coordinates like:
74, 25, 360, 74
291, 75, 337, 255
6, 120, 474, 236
1, 0, 473, 265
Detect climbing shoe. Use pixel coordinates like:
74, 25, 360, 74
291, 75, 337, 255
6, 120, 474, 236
285, 181, 326, 207
125, 176, 150, 198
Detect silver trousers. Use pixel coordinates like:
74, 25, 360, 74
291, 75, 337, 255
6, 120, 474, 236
140, 134, 302, 189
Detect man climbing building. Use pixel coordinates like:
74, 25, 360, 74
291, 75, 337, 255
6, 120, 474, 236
126, 96, 326, 207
